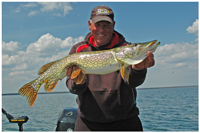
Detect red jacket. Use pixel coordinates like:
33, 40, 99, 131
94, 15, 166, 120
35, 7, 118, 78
66, 31, 147, 122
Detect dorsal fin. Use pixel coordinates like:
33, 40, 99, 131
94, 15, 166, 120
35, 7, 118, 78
38, 60, 58, 75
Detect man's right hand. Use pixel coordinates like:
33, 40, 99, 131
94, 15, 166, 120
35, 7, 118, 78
67, 65, 86, 85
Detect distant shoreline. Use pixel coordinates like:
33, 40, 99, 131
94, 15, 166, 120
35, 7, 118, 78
2, 85, 198, 96
137, 85, 198, 90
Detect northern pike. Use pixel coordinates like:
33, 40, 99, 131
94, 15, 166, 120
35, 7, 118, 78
18, 40, 160, 107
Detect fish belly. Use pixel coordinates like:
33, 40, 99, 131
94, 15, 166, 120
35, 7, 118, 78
82, 62, 121, 75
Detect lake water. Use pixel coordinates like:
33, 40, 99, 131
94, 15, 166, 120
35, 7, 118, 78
2, 86, 198, 131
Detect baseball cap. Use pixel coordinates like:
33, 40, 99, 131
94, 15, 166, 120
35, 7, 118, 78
90, 5, 114, 23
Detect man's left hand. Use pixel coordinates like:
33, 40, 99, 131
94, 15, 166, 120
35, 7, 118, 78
132, 51, 155, 71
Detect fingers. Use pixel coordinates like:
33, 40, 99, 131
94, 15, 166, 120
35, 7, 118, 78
67, 65, 79, 77
67, 67, 72, 77
132, 51, 155, 70
147, 51, 155, 67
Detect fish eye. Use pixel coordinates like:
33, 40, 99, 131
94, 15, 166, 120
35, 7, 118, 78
132, 43, 138, 47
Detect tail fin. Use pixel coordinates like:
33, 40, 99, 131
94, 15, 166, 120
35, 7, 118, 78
18, 79, 39, 107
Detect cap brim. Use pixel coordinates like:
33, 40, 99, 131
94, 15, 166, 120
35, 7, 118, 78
92, 16, 113, 23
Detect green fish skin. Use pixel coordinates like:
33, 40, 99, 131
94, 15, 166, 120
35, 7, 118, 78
18, 40, 160, 107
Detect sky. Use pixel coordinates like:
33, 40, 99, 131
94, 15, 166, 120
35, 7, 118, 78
2, 2, 198, 94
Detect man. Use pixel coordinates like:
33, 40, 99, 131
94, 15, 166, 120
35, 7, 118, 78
66, 5, 155, 131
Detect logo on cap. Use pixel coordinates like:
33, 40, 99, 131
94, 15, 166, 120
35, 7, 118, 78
96, 8, 109, 15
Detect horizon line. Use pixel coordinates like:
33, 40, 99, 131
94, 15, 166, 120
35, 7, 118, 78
2, 85, 198, 96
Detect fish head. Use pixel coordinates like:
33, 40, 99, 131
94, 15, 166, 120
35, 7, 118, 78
115, 40, 160, 65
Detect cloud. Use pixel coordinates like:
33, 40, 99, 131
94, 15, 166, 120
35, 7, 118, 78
187, 19, 198, 36
25, 33, 84, 57
61, 36, 84, 48
52, 13, 62, 17
140, 40, 198, 88
14, 7, 20, 13
9, 71, 25, 76
14, 3, 37, 13
2, 41, 19, 55
12, 63, 28, 71
38, 2, 73, 16
2, 54, 21, 66
26, 33, 62, 57
2, 54, 10, 65
14, 2, 73, 17
21, 3, 38, 8
3, 33, 84, 69
2, 33, 84, 93
28, 10, 39, 16
154, 42, 198, 71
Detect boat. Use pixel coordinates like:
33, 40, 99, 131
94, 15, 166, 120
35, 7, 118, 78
55, 107, 78, 131
2, 107, 78, 131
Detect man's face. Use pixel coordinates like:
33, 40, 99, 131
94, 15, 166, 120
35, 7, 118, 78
88, 20, 115, 47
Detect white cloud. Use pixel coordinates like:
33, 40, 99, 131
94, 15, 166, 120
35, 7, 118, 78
2, 54, 10, 65
39, 2, 60, 12
74, 36, 85, 44
2, 33, 83, 71
14, 7, 20, 13
2, 34, 84, 93
175, 62, 186, 67
187, 19, 198, 36
154, 42, 198, 70
14, 2, 73, 17
26, 33, 84, 58
14, 3, 37, 13
38, 2, 73, 16
139, 41, 198, 88
2, 41, 19, 55
9, 71, 25, 76
26, 33, 62, 56
2, 54, 21, 66
21, 3, 38, 8
61, 36, 84, 48
12, 63, 28, 71
28, 10, 39, 16
53, 13, 62, 17
48, 50, 71, 62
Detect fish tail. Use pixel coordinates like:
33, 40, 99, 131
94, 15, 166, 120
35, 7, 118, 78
18, 79, 40, 107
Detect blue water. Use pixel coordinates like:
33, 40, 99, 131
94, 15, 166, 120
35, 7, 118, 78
2, 86, 198, 131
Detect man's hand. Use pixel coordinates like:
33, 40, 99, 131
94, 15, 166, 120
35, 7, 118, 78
67, 65, 86, 85
132, 51, 155, 71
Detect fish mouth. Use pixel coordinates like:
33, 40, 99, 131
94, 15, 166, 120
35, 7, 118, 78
150, 40, 157, 46
145, 40, 159, 48
150, 40, 160, 47
146, 40, 160, 52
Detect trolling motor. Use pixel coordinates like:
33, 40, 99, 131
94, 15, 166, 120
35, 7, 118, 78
56, 107, 78, 131
2, 108, 29, 131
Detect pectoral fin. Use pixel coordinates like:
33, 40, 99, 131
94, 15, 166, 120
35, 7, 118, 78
70, 68, 86, 84
71, 68, 82, 79
120, 64, 129, 84
76, 73, 86, 84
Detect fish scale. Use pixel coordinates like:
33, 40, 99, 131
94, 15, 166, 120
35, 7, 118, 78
18, 40, 160, 107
